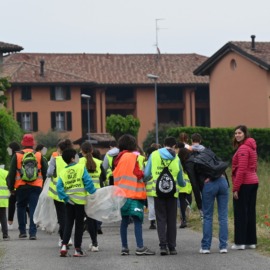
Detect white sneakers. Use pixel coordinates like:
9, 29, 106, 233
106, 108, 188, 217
231, 244, 256, 250
89, 244, 99, 252
231, 244, 245, 250
58, 238, 73, 247
220, 249, 228, 254
200, 248, 210, 254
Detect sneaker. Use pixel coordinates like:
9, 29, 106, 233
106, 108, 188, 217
29, 235, 37, 240
200, 248, 210, 254
73, 248, 86, 257
160, 247, 169, 256
149, 221, 156, 230
136, 246, 155, 256
121, 247, 129, 255
231, 244, 245, 250
169, 248, 177, 255
246, 244, 256, 249
8, 224, 13, 230
220, 249, 228, 254
58, 238, 63, 247
60, 245, 68, 257
179, 220, 187, 229
67, 238, 73, 246
19, 233, 27, 239
89, 244, 99, 252
3, 235, 10, 241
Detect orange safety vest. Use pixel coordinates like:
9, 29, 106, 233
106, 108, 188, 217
15, 149, 43, 189
52, 151, 59, 158
113, 152, 146, 200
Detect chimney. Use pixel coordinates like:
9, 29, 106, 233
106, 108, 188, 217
251, 35, 256, 50
40, 59, 45, 76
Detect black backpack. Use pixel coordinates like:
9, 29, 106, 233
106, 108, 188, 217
156, 159, 176, 198
193, 148, 229, 180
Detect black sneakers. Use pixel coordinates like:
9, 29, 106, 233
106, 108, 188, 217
19, 233, 27, 239
121, 247, 130, 255
73, 248, 86, 257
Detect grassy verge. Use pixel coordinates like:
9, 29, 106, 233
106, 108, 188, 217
185, 161, 270, 256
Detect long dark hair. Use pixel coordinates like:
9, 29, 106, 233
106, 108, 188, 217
81, 141, 96, 172
233, 125, 250, 149
178, 148, 191, 172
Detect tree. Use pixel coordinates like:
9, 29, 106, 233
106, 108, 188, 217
0, 77, 9, 106
35, 130, 66, 149
106, 114, 140, 141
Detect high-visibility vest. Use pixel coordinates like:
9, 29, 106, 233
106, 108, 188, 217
151, 150, 180, 198
179, 171, 192, 194
48, 156, 66, 201
113, 152, 146, 200
59, 163, 87, 205
137, 155, 146, 170
79, 157, 102, 189
145, 160, 155, 197
0, 169, 10, 207
15, 149, 43, 189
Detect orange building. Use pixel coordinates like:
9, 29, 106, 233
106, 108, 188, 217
194, 35, 270, 129
0, 42, 209, 147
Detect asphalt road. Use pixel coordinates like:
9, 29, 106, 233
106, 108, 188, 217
1, 216, 270, 270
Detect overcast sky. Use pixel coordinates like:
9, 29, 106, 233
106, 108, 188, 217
1, 0, 269, 57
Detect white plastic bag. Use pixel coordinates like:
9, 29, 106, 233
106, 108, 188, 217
33, 177, 58, 233
85, 186, 126, 223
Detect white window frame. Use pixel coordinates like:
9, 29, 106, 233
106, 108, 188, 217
55, 112, 65, 130
22, 113, 31, 131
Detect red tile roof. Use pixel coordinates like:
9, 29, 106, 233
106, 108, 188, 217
194, 40, 270, 76
1, 53, 209, 85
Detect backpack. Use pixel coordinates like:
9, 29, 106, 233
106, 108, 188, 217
193, 148, 229, 180
156, 159, 176, 198
20, 151, 39, 182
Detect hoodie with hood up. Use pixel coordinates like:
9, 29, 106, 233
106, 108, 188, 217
102, 147, 120, 171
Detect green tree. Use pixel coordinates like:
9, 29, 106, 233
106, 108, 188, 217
0, 77, 9, 106
35, 130, 66, 148
0, 108, 23, 166
106, 114, 140, 141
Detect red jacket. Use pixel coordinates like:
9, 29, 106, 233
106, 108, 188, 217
232, 138, 259, 192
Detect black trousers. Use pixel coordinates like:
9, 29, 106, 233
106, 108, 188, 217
62, 203, 85, 249
233, 184, 258, 245
0, 208, 8, 236
8, 194, 16, 222
179, 193, 192, 221
154, 196, 177, 250
87, 216, 98, 246
54, 200, 66, 240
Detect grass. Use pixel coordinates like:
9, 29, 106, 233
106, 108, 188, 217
186, 161, 270, 256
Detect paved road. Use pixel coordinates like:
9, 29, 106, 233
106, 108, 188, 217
1, 217, 270, 270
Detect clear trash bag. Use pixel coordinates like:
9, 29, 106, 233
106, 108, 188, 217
85, 186, 126, 223
33, 178, 58, 233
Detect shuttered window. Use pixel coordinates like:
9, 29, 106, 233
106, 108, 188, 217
51, 111, 72, 131
16, 112, 38, 132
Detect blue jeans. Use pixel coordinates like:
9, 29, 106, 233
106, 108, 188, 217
201, 176, 229, 250
120, 215, 143, 249
16, 186, 42, 236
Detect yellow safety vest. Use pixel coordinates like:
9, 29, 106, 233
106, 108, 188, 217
59, 163, 87, 205
151, 150, 180, 198
79, 157, 102, 189
48, 156, 66, 202
179, 171, 192, 194
145, 160, 155, 197
137, 155, 146, 170
0, 169, 10, 207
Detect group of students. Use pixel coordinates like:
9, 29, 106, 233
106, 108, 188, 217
0, 124, 259, 257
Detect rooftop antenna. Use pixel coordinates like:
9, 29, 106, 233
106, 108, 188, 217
155, 18, 165, 54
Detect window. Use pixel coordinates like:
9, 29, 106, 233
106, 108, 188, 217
21, 86, 32, 101
16, 112, 38, 131
50, 86, 71, 101
51, 111, 72, 131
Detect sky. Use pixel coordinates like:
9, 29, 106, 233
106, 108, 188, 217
1, 0, 270, 57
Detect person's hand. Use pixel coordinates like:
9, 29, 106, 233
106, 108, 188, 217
89, 192, 97, 201
233, 191, 239, 200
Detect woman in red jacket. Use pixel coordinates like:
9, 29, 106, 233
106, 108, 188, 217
231, 125, 259, 250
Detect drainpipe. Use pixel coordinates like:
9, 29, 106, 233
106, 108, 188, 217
40, 59, 45, 76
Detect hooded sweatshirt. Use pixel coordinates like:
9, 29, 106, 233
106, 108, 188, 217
232, 138, 259, 192
144, 147, 185, 187
102, 147, 120, 171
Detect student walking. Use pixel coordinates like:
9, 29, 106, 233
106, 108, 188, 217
113, 134, 155, 256
79, 141, 106, 252
0, 167, 10, 240
7, 134, 48, 240
144, 136, 186, 255
57, 148, 97, 257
